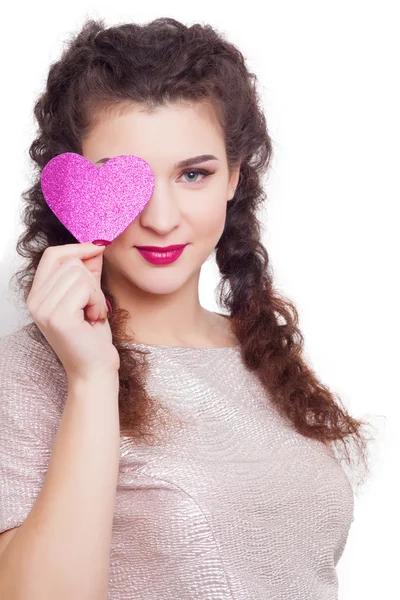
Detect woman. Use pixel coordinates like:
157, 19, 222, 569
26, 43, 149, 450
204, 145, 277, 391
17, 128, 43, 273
0, 16, 373, 599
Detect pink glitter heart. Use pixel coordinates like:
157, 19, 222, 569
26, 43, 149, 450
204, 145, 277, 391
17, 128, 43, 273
40, 152, 155, 244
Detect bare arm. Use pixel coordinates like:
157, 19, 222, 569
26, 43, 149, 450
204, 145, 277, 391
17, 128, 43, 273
0, 372, 120, 600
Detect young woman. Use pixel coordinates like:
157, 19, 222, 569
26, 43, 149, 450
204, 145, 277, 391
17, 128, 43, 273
0, 16, 373, 599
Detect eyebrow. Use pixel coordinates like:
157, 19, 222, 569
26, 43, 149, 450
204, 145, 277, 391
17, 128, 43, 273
95, 154, 219, 168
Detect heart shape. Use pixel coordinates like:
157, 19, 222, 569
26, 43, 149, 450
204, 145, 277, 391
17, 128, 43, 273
40, 152, 155, 244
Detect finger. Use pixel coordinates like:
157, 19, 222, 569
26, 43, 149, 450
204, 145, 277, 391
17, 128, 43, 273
28, 260, 106, 323
80, 250, 105, 289
28, 242, 106, 303
45, 277, 103, 332
33, 269, 106, 326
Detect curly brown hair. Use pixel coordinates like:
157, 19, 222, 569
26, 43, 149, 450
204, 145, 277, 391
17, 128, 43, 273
10, 16, 376, 495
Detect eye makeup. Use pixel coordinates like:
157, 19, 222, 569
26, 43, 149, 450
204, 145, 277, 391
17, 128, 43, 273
178, 167, 216, 185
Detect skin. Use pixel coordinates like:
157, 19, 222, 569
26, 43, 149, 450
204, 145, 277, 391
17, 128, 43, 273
81, 101, 241, 348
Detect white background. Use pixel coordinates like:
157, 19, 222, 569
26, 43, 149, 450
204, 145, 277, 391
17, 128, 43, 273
1, 1, 398, 596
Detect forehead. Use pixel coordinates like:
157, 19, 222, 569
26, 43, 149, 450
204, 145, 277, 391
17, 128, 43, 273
82, 101, 225, 163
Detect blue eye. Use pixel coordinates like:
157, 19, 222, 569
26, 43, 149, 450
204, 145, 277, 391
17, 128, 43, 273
179, 168, 215, 185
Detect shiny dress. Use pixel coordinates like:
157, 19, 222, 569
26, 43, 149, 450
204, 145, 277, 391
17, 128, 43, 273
0, 323, 354, 599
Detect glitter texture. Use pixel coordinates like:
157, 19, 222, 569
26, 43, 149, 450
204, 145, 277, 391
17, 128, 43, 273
0, 323, 355, 599
40, 152, 155, 244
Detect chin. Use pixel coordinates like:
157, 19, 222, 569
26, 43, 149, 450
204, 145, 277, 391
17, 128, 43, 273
131, 272, 190, 296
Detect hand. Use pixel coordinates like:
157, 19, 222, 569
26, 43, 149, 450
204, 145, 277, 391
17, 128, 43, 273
26, 242, 120, 382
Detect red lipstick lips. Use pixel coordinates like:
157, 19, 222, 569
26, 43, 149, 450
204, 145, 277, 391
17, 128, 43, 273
135, 244, 188, 265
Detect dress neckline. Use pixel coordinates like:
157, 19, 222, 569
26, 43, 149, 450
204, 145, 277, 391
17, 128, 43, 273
128, 312, 240, 351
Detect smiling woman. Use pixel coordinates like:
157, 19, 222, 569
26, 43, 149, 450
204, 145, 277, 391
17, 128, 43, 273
79, 99, 240, 336
1, 14, 374, 600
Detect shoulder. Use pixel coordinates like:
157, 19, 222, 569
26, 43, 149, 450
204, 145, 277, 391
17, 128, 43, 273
0, 322, 68, 414
0, 322, 61, 369
0, 321, 51, 357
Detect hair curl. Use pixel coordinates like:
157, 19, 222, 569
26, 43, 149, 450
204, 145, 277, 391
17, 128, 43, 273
10, 16, 377, 495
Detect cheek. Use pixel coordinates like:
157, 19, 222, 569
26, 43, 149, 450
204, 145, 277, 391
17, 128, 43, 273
187, 193, 227, 236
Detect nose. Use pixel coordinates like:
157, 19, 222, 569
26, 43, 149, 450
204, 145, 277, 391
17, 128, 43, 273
138, 182, 181, 234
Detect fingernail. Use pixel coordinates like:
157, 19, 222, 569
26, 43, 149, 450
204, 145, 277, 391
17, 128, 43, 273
105, 298, 113, 316
92, 239, 112, 246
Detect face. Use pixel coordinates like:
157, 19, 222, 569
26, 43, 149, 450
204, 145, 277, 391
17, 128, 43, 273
81, 101, 240, 300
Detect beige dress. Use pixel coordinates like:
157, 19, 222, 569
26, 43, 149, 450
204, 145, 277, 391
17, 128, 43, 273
0, 323, 354, 599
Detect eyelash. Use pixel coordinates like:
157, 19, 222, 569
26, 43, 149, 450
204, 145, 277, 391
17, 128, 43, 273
178, 167, 215, 185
